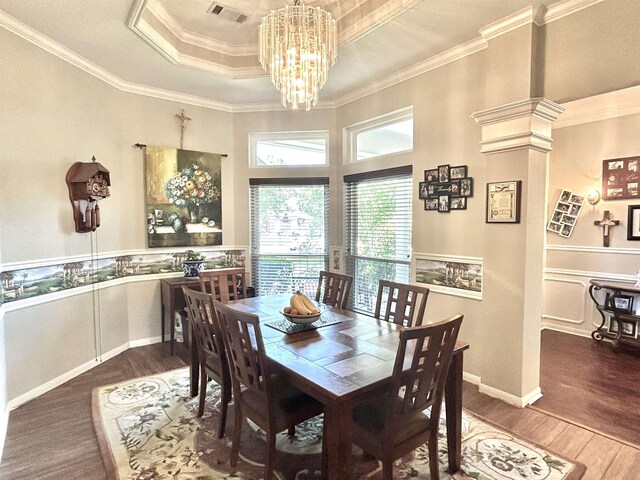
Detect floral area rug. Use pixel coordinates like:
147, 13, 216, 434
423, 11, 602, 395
92, 368, 585, 480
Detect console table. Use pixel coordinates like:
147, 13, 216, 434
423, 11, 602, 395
160, 276, 200, 355
589, 279, 640, 352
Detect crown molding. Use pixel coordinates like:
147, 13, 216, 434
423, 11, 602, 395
554, 84, 640, 129
543, 0, 606, 24
0, 9, 236, 112
144, 0, 257, 56
480, 6, 544, 40
1, 0, 610, 115
339, 0, 424, 45
335, 36, 487, 108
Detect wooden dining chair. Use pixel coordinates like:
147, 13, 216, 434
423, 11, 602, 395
315, 270, 353, 309
181, 286, 232, 438
351, 314, 463, 480
212, 300, 324, 480
374, 280, 430, 327
199, 267, 248, 302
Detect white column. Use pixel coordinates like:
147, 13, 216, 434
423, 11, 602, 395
471, 98, 564, 406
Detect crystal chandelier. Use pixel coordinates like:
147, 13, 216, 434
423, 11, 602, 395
259, 0, 337, 111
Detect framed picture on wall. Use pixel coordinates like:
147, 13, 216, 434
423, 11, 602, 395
424, 198, 438, 210
486, 180, 521, 223
627, 205, 640, 240
438, 195, 450, 212
330, 246, 343, 272
602, 156, 640, 200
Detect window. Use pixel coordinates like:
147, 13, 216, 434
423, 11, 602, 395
250, 131, 329, 167
250, 178, 329, 296
344, 166, 412, 314
344, 107, 413, 162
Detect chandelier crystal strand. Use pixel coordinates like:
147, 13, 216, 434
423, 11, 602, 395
259, 1, 337, 111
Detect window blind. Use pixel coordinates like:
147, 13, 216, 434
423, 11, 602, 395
344, 166, 412, 314
250, 178, 329, 296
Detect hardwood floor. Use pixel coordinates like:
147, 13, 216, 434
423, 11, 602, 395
0, 343, 189, 480
0, 333, 638, 479
532, 329, 640, 446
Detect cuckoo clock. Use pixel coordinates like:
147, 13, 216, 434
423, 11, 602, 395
65, 156, 111, 233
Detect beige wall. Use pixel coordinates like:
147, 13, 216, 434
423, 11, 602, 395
1, 0, 640, 419
543, 0, 640, 103
231, 109, 339, 245
545, 112, 640, 336
0, 28, 233, 402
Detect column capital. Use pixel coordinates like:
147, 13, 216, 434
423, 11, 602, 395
471, 98, 565, 154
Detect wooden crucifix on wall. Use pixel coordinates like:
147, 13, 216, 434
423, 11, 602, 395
175, 109, 191, 149
594, 210, 620, 247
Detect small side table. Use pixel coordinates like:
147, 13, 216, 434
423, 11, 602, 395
589, 279, 640, 352
160, 276, 200, 355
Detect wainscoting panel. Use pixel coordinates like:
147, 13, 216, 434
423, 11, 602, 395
542, 277, 587, 325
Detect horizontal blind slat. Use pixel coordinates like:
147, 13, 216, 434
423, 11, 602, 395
344, 172, 412, 314
250, 183, 329, 296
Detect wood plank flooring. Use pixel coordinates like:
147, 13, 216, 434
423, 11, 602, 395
532, 329, 640, 446
0, 332, 638, 479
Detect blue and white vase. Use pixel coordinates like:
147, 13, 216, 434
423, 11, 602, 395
183, 260, 204, 277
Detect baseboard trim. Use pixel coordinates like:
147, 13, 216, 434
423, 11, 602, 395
7, 336, 163, 410
478, 383, 542, 408
463, 372, 481, 385
542, 323, 593, 338
130, 336, 163, 348
464, 372, 544, 408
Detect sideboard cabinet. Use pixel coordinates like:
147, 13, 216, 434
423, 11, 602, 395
589, 280, 640, 352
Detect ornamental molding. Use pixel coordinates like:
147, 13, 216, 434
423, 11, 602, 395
470, 98, 565, 154
1, 0, 606, 113
555, 84, 640, 129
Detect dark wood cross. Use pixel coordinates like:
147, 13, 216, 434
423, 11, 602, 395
594, 210, 620, 247
175, 109, 191, 149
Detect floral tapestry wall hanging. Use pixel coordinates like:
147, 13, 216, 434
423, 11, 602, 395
145, 146, 222, 247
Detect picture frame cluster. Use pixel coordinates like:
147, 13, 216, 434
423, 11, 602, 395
602, 156, 640, 200
547, 189, 585, 238
419, 164, 473, 212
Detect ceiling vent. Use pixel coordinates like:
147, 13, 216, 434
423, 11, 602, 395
207, 3, 248, 24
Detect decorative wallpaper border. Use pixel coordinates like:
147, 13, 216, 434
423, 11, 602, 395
0, 248, 247, 305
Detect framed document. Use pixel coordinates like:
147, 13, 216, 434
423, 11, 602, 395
486, 180, 521, 223
628, 205, 640, 240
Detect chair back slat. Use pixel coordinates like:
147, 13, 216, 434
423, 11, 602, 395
200, 268, 248, 303
213, 301, 269, 401
388, 315, 463, 424
315, 271, 353, 309
182, 286, 227, 375
374, 280, 429, 327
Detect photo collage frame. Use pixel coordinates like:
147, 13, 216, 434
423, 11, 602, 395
419, 164, 473, 212
602, 156, 640, 200
547, 189, 585, 238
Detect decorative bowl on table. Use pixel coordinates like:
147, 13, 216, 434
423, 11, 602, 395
279, 305, 324, 325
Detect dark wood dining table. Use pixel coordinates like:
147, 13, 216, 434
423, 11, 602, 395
190, 293, 469, 480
